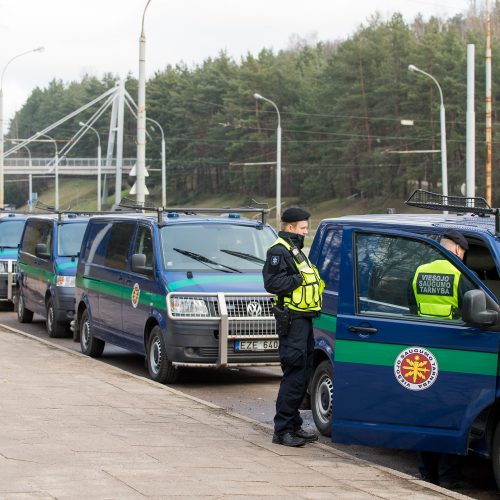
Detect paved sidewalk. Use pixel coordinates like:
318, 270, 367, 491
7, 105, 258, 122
0, 326, 470, 499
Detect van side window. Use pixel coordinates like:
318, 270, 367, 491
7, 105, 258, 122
465, 241, 500, 301
81, 222, 112, 266
21, 221, 52, 255
133, 225, 154, 269
355, 232, 476, 319
103, 223, 135, 271
316, 228, 342, 293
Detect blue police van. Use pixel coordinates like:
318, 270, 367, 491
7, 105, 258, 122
74, 206, 280, 384
307, 190, 500, 488
0, 212, 28, 307
17, 213, 90, 337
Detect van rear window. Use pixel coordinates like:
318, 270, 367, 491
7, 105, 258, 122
58, 222, 88, 257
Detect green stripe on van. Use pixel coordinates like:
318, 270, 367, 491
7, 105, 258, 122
77, 276, 165, 309
19, 262, 55, 284
335, 339, 497, 376
314, 313, 337, 331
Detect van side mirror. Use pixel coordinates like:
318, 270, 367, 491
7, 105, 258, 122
131, 253, 153, 275
35, 243, 50, 260
462, 289, 498, 326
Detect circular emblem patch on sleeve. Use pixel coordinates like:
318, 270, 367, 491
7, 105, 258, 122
131, 283, 141, 308
394, 347, 439, 391
270, 255, 280, 267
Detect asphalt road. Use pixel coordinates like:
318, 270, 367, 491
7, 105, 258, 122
1, 306, 497, 499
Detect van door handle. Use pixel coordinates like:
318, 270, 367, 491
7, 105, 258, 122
348, 326, 378, 334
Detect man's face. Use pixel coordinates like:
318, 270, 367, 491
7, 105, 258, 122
287, 220, 309, 236
455, 244, 466, 261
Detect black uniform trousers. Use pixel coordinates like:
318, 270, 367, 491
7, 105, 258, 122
274, 314, 315, 435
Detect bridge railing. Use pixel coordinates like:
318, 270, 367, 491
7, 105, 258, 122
3, 158, 137, 167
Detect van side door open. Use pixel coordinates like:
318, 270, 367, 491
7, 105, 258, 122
332, 228, 500, 454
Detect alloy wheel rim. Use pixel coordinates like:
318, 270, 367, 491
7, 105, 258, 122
150, 337, 161, 375
82, 320, 90, 350
47, 305, 53, 332
315, 373, 333, 424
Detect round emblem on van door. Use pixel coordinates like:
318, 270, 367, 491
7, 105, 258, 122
131, 283, 141, 308
394, 347, 438, 391
246, 301, 262, 316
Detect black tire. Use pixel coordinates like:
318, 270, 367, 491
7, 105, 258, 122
46, 297, 67, 338
17, 291, 33, 323
147, 326, 177, 384
80, 309, 105, 358
311, 359, 334, 437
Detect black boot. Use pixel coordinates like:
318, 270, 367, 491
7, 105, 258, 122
272, 431, 306, 447
294, 428, 318, 442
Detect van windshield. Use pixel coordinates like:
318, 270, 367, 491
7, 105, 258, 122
58, 222, 89, 257
160, 223, 275, 272
0, 220, 25, 248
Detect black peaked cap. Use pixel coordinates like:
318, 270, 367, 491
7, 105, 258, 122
442, 230, 469, 251
281, 207, 310, 223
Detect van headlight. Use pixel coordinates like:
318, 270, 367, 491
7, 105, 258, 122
56, 275, 75, 287
170, 297, 208, 316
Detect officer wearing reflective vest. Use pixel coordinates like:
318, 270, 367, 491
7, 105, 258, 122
262, 207, 325, 447
410, 230, 471, 320
410, 230, 474, 485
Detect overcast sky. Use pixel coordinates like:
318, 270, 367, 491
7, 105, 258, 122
1, 0, 472, 122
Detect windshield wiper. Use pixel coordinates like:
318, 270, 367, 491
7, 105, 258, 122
173, 248, 241, 273
220, 249, 265, 264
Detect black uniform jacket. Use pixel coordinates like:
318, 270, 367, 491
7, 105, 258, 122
262, 231, 303, 298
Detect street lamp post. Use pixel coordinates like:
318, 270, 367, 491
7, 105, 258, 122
147, 117, 166, 206
39, 133, 59, 210
408, 64, 448, 199
136, 0, 152, 205
79, 121, 102, 210
254, 93, 282, 227
12, 141, 33, 211
0, 46, 44, 208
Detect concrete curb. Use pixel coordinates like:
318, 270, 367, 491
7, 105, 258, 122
0, 322, 472, 499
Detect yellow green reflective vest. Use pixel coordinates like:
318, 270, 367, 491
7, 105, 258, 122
412, 259, 461, 319
270, 236, 325, 312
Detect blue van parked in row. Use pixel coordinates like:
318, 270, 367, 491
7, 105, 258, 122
17, 213, 90, 337
74, 207, 280, 383
0, 212, 28, 307
307, 190, 500, 489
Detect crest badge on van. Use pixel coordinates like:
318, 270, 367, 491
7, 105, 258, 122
393, 347, 439, 391
131, 283, 141, 308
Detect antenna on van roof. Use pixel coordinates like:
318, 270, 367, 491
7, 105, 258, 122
118, 198, 270, 225
405, 189, 500, 236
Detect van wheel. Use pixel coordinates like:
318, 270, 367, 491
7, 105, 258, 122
46, 297, 67, 338
311, 359, 333, 437
491, 421, 500, 489
147, 326, 177, 384
17, 292, 33, 323
80, 309, 104, 358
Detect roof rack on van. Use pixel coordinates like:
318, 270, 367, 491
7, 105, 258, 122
34, 200, 137, 221
405, 189, 500, 235
118, 198, 270, 225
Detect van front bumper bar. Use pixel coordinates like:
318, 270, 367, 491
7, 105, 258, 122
167, 292, 279, 368
0, 260, 17, 301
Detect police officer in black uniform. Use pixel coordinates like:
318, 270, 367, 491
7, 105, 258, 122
263, 207, 324, 447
